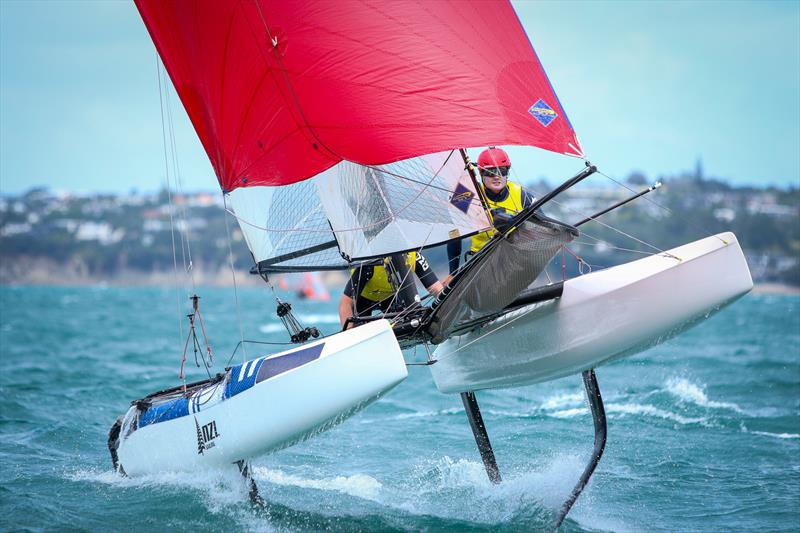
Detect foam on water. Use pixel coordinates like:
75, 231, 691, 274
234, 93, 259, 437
414, 456, 492, 491
66, 456, 622, 532
387, 455, 559, 525
547, 402, 708, 426
750, 431, 800, 440
665, 377, 746, 413
390, 453, 635, 531
252, 467, 383, 501
738, 424, 800, 440
550, 407, 588, 419
66, 466, 250, 508
540, 390, 585, 410
358, 407, 463, 424
484, 408, 538, 419
3, 288, 799, 532
386, 406, 463, 421
606, 402, 709, 425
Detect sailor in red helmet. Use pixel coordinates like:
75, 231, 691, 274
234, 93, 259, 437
446, 147, 536, 277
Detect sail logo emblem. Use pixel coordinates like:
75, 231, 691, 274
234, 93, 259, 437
450, 182, 474, 214
528, 99, 558, 127
195, 417, 220, 454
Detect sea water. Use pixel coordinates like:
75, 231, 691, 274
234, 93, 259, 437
1, 286, 798, 532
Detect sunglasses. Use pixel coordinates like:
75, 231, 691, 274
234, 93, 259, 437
480, 166, 509, 178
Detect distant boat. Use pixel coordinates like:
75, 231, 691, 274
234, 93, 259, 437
278, 272, 330, 302
108, 1, 752, 529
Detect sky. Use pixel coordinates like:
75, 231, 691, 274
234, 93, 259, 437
0, 0, 798, 195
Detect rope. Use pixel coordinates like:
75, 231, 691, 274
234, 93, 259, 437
226, 339, 301, 367
156, 53, 185, 385
562, 245, 592, 274
163, 72, 197, 291
223, 194, 248, 363
180, 301, 214, 383
179, 327, 190, 384
383, 233, 433, 320
596, 169, 728, 245
251, 0, 340, 162
510, 165, 681, 261
571, 237, 674, 257
194, 306, 213, 364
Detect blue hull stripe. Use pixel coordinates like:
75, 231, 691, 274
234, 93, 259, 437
139, 397, 189, 428
137, 342, 326, 428
256, 343, 324, 384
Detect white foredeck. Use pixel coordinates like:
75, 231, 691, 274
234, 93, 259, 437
430, 232, 753, 393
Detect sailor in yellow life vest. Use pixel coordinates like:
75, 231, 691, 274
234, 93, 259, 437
446, 147, 536, 277
338, 251, 444, 328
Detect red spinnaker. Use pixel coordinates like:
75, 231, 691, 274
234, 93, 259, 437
135, 0, 583, 192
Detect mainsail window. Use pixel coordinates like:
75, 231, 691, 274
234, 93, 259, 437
229, 151, 492, 272
229, 178, 346, 271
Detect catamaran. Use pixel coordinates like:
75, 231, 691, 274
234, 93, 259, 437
108, 0, 752, 528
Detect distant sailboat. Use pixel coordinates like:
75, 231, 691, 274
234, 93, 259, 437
278, 272, 330, 302
109, 1, 752, 528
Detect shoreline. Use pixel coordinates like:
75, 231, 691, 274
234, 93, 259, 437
1, 278, 797, 295
0, 269, 349, 290
750, 283, 800, 295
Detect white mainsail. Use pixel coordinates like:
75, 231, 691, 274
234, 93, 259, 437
228, 151, 491, 270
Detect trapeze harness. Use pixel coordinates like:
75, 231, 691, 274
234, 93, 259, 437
470, 181, 529, 253
344, 252, 438, 314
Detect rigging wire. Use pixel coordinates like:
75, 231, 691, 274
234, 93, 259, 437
225, 338, 312, 367
383, 226, 436, 325
595, 169, 728, 245
509, 165, 680, 261
163, 72, 198, 292
428, 159, 665, 312
223, 194, 248, 363
156, 52, 185, 383
577, 211, 678, 259
163, 80, 189, 283
571, 238, 673, 257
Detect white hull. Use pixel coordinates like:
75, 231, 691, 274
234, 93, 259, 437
117, 320, 407, 476
431, 232, 753, 393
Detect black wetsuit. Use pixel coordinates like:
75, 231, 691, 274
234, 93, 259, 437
344, 253, 439, 315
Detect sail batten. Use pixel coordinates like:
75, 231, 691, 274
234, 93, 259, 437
135, 0, 583, 192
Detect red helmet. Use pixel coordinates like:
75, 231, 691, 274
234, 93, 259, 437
477, 147, 510, 169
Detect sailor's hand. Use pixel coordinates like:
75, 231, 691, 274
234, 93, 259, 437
429, 281, 445, 296
442, 274, 454, 287
491, 208, 515, 232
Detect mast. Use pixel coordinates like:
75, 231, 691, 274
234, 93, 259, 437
459, 148, 491, 216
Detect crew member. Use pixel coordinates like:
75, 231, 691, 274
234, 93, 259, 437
338, 251, 444, 328
446, 147, 535, 277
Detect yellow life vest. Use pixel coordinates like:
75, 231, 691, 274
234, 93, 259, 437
356, 251, 418, 302
470, 181, 525, 253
